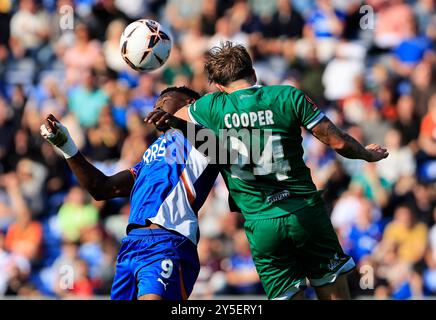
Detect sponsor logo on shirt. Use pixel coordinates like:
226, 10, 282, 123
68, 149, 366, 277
143, 137, 167, 164
266, 190, 290, 204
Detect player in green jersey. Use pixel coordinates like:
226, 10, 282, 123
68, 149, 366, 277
145, 42, 388, 300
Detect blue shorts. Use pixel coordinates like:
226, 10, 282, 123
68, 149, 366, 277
110, 228, 200, 300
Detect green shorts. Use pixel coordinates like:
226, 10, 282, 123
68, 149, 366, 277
244, 198, 355, 300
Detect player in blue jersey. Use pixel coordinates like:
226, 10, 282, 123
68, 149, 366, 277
40, 86, 219, 300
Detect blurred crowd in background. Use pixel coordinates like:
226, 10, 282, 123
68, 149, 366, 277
0, 0, 435, 299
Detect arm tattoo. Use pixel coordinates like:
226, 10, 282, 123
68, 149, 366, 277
311, 118, 371, 161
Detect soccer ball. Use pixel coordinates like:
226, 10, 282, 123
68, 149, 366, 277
119, 19, 172, 72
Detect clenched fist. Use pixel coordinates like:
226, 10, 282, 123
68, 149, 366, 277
40, 114, 78, 158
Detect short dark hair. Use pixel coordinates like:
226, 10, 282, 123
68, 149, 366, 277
159, 86, 200, 100
204, 41, 254, 86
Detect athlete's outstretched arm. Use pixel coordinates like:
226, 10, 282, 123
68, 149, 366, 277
40, 114, 134, 201
65, 152, 134, 200
310, 117, 389, 162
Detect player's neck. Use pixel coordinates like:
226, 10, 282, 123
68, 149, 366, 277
222, 79, 257, 94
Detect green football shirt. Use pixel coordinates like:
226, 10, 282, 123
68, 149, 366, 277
187, 85, 326, 220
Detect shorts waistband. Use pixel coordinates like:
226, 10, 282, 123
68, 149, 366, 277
127, 226, 184, 238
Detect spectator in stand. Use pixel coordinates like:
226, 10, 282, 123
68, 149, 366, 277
413, 0, 436, 36
89, 0, 130, 42
392, 24, 434, 78
219, 230, 263, 296
199, 0, 219, 36
303, 0, 345, 62
350, 162, 391, 208
9, 0, 50, 64
1, 173, 43, 263
393, 95, 420, 152
0, 97, 15, 164
294, 43, 325, 105
361, 103, 392, 147
78, 226, 105, 280
322, 160, 351, 213
375, 83, 397, 122
411, 60, 436, 120
128, 73, 159, 118
104, 203, 129, 242
57, 258, 94, 298
94, 237, 118, 294
103, 19, 128, 73
344, 199, 383, 264
0, 1, 11, 81
305, 0, 345, 39
165, 0, 203, 34
179, 19, 209, 67
162, 43, 194, 86
0, 229, 33, 297
192, 237, 225, 298
208, 15, 250, 49
57, 186, 99, 243
68, 68, 109, 128
322, 43, 365, 101
372, 0, 415, 49
261, 0, 304, 40
376, 128, 416, 185
331, 182, 382, 245
373, 204, 430, 299
110, 83, 130, 130
26, 74, 67, 113
0, 229, 33, 296
86, 107, 123, 162
340, 75, 376, 125
423, 207, 436, 294
410, 182, 435, 226
227, 0, 262, 38
63, 23, 103, 86
417, 94, 436, 183
50, 240, 78, 295
377, 204, 428, 265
